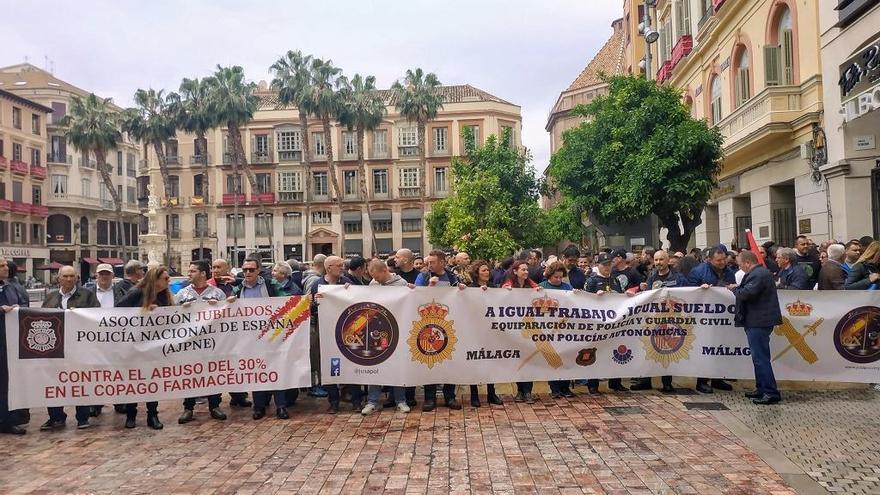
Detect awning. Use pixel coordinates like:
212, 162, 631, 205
99, 257, 125, 265
342, 210, 362, 221
82, 257, 99, 265
401, 208, 423, 219
372, 209, 392, 221
36, 262, 64, 270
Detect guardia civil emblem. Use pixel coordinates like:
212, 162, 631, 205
26, 320, 57, 353
639, 297, 695, 367
408, 301, 456, 368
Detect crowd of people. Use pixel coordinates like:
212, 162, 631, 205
0, 232, 877, 435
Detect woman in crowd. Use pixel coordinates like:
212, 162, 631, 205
540, 261, 575, 399
468, 260, 503, 407
845, 240, 880, 290
117, 266, 174, 430
502, 260, 540, 404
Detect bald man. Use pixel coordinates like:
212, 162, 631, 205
41, 266, 100, 430
453, 252, 472, 285
208, 258, 238, 297
394, 248, 420, 284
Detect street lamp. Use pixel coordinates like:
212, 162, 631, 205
640, 0, 660, 80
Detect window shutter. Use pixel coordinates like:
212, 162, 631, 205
764, 45, 781, 87
675, 1, 684, 38
782, 30, 794, 85
736, 67, 750, 106
682, 0, 691, 35
250, 135, 255, 157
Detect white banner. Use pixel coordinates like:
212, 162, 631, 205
318, 286, 880, 385
5, 296, 312, 408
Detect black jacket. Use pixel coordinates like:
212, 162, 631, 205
777, 264, 810, 290
732, 266, 782, 328
117, 287, 173, 308
845, 261, 880, 290
794, 251, 821, 288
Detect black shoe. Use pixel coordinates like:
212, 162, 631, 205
711, 380, 733, 391
470, 397, 481, 408
630, 381, 652, 391
125, 417, 136, 429
0, 423, 26, 435
422, 401, 436, 412
76, 420, 92, 430
661, 384, 676, 394
561, 389, 576, 398
13, 410, 30, 425
231, 399, 253, 408
276, 407, 289, 419
696, 383, 714, 394
383, 399, 396, 409
90, 406, 101, 417
588, 387, 601, 397
514, 392, 525, 402
487, 394, 504, 405
210, 408, 227, 420
178, 409, 194, 424
326, 402, 339, 415
146, 415, 163, 430
253, 408, 266, 420
406, 399, 418, 408
445, 399, 462, 410
609, 383, 629, 392
752, 395, 781, 405
744, 390, 763, 399
114, 404, 127, 414
550, 392, 563, 399
39, 419, 65, 431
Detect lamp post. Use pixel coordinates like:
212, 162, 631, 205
640, 0, 660, 80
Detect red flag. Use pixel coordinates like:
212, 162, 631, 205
746, 229, 765, 266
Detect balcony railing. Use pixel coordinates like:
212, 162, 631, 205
101, 200, 114, 209
251, 152, 273, 164
169, 229, 181, 240
0, 199, 9, 210
31, 165, 47, 179
398, 186, 421, 198
30, 204, 49, 216
697, 7, 713, 30
162, 197, 179, 207
278, 191, 304, 202
11, 201, 30, 215
252, 192, 275, 204
164, 155, 181, 166
656, 60, 674, 84
222, 193, 246, 205
79, 156, 96, 169
189, 154, 211, 165
47, 153, 72, 164
223, 152, 235, 164
398, 146, 418, 157
343, 192, 361, 201
715, 83, 814, 152
278, 150, 302, 162
10, 160, 29, 175
671, 35, 693, 69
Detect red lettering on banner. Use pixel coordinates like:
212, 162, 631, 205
46, 386, 64, 399
129, 369, 144, 381
71, 385, 89, 397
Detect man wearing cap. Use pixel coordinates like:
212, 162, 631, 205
94, 264, 118, 309
41, 266, 100, 430
688, 246, 736, 394
610, 248, 644, 295
584, 253, 627, 394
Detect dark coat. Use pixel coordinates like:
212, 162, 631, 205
43, 286, 100, 309
777, 264, 811, 290
817, 261, 846, 290
732, 266, 782, 328
845, 261, 880, 290
112, 278, 136, 305
116, 287, 173, 308
687, 262, 736, 287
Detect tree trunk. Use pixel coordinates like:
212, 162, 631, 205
357, 126, 377, 257
300, 111, 312, 262
662, 206, 703, 252
151, 139, 172, 269
94, 148, 125, 261
197, 133, 208, 261
322, 118, 345, 256
230, 123, 275, 261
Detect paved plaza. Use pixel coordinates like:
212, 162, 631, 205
0, 383, 877, 494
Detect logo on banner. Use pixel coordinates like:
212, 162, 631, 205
833, 306, 880, 364
612, 345, 633, 365
575, 348, 597, 366
408, 301, 457, 368
330, 357, 341, 376
519, 296, 564, 370
18, 310, 65, 359
335, 302, 399, 366
639, 297, 695, 367
772, 301, 823, 364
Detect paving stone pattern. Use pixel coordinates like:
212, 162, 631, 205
0, 388, 799, 495
714, 389, 880, 495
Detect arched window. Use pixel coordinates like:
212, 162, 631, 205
47, 214, 71, 244
734, 47, 751, 108
710, 75, 723, 124
766, 4, 794, 86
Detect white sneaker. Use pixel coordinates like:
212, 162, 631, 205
872, 383, 880, 392
396, 402, 411, 413
361, 403, 377, 416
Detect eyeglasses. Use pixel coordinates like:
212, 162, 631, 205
242, 267, 257, 272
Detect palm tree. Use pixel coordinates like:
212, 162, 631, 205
208, 65, 274, 262
392, 68, 443, 207
122, 88, 178, 267
61, 94, 126, 259
271, 50, 314, 261
337, 74, 386, 256
309, 57, 346, 255
174, 77, 220, 261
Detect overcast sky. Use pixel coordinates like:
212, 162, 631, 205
5, 0, 621, 171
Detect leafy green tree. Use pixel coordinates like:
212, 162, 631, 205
426, 130, 544, 260
548, 75, 723, 251
62, 94, 126, 258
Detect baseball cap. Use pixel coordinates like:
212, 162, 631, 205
610, 248, 627, 259
96, 263, 114, 274
596, 253, 613, 264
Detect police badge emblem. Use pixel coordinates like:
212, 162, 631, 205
408, 301, 457, 368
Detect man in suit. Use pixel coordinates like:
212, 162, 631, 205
0, 256, 28, 434
113, 260, 144, 303
818, 244, 847, 290
41, 265, 100, 430
731, 250, 783, 405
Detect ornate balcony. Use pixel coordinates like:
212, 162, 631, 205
10, 160, 29, 175
31, 165, 47, 179
656, 60, 673, 84
398, 186, 421, 198
278, 150, 302, 162
252, 192, 275, 204
671, 35, 693, 69
277, 191, 304, 203
11, 201, 30, 214
250, 152, 273, 164
30, 204, 49, 216
47, 153, 72, 165
189, 154, 211, 165
0, 156, 7, 171
222, 193, 246, 205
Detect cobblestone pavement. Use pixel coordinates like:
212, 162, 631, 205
712, 388, 880, 495
0, 385, 803, 495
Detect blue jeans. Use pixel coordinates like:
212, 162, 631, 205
745, 326, 780, 400
367, 386, 404, 406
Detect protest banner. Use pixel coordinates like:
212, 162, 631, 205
318, 286, 880, 385
4, 296, 312, 408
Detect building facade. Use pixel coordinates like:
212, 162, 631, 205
641, 0, 827, 248
137, 84, 521, 269
0, 88, 50, 277
820, 0, 880, 240
0, 64, 142, 278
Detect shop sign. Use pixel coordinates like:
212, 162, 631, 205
839, 35, 880, 103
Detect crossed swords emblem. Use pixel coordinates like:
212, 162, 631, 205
772, 317, 824, 364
